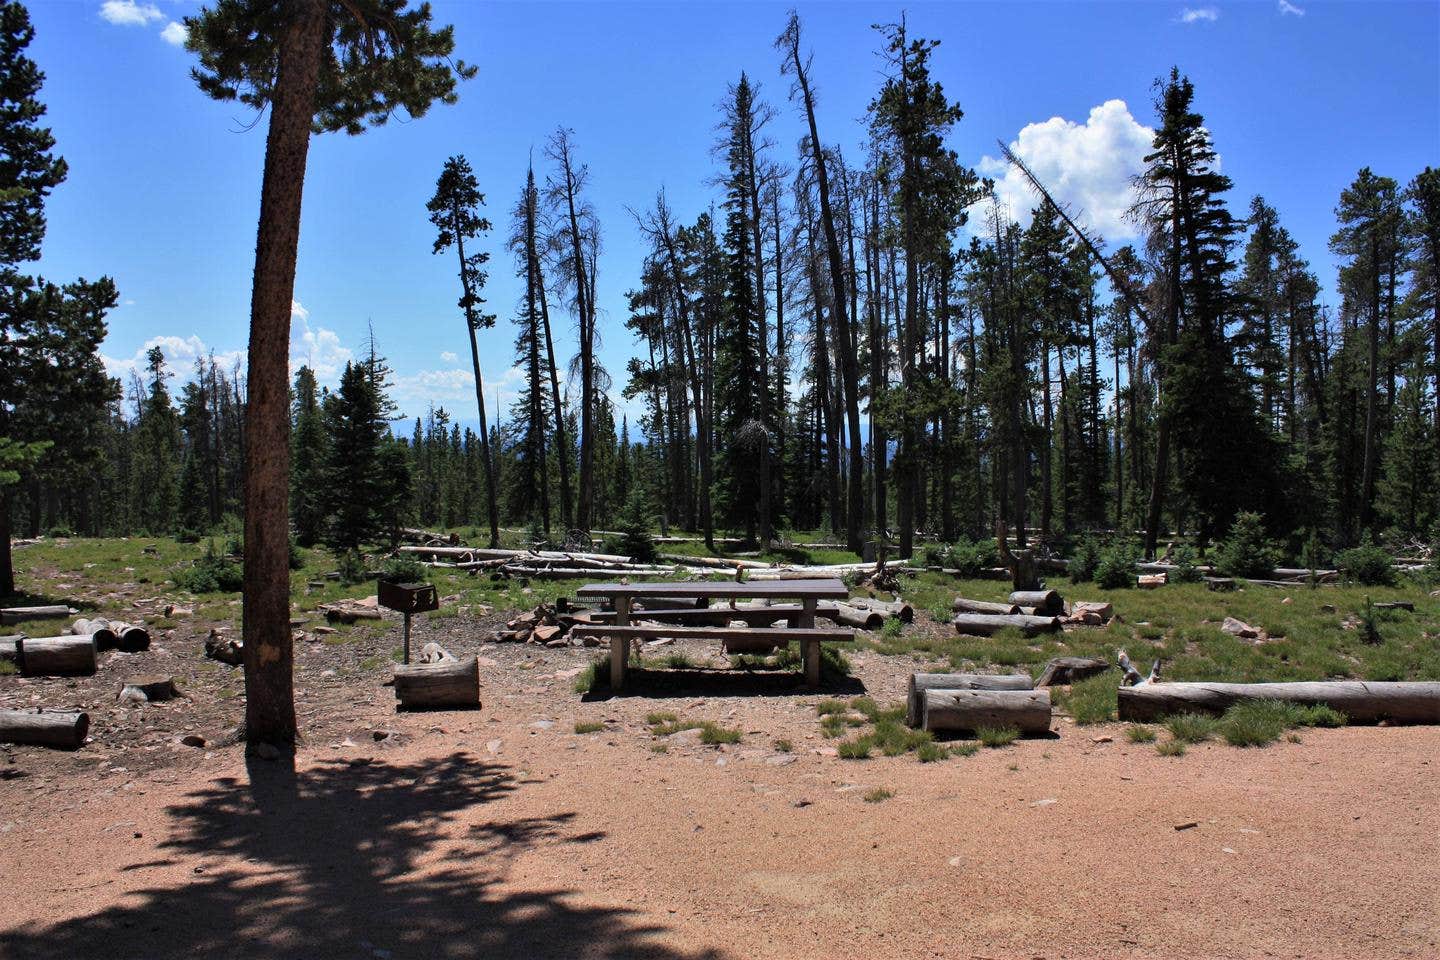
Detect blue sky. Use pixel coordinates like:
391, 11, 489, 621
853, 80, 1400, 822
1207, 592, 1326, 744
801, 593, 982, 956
25, 0, 1440, 431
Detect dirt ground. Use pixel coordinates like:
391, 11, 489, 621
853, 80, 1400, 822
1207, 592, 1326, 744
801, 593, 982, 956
2, 598, 1439, 959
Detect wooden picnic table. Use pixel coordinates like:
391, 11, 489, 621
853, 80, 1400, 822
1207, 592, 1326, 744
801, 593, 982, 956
575, 578, 852, 690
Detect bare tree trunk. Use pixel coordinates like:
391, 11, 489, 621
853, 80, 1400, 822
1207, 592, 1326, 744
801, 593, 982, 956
457, 224, 500, 548
530, 173, 573, 532
0, 490, 13, 597
782, 19, 863, 554
241, 0, 327, 749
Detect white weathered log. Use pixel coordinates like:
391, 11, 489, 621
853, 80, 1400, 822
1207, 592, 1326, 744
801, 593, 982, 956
1117, 681, 1440, 724
952, 597, 1022, 616
418, 642, 458, 664
847, 597, 914, 622
906, 673, 1035, 727
922, 688, 1053, 735
831, 603, 884, 630
1034, 656, 1110, 687
0, 605, 74, 627
323, 605, 383, 624
1007, 590, 1063, 615
953, 613, 1062, 637
393, 657, 481, 710
118, 675, 178, 703
0, 710, 89, 749
18, 635, 97, 676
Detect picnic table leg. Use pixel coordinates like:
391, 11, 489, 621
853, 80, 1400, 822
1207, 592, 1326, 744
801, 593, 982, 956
610, 595, 631, 690
800, 597, 819, 687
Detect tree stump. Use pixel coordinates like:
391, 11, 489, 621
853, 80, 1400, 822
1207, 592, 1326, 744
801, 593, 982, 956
393, 657, 480, 710
18, 635, 98, 676
0, 710, 89, 749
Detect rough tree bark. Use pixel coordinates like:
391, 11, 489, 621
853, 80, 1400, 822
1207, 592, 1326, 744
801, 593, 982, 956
241, 0, 327, 749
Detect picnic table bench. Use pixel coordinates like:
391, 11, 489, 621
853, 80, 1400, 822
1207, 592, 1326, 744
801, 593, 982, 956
574, 578, 853, 690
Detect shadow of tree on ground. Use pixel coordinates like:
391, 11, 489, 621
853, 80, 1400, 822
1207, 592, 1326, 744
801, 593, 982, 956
0, 751, 725, 960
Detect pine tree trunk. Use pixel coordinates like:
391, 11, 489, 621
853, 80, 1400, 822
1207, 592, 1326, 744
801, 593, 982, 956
457, 224, 500, 549
0, 489, 13, 598
241, 0, 327, 749
532, 186, 573, 532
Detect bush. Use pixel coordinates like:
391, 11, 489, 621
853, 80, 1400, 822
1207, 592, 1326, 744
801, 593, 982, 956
335, 548, 369, 584
603, 490, 658, 563
948, 537, 997, 578
1069, 536, 1101, 583
1095, 544, 1137, 589
1170, 545, 1203, 583
173, 540, 243, 593
1215, 511, 1277, 579
377, 556, 430, 584
1335, 537, 1395, 586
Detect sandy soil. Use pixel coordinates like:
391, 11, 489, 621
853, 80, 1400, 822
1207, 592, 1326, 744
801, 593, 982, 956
2, 608, 1438, 959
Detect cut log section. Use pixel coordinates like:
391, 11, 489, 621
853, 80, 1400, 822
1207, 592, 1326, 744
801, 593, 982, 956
418, 642, 457, 664
0, 710, 90, 749
906, 672, 1035, 727
952, 597, 1022, 616
1008, 590, 1063, 616
1034, 656, 1110, 687
107, 621, 150, 652
1116, 681, 1440, 724
393, 657, 481, 710
118, 675, 178, 703
70, 618, 118, 649
922, 688, 1053, 735
204, 630, 243, 665
18, 635, 98, 676
953, 613, 1062, 637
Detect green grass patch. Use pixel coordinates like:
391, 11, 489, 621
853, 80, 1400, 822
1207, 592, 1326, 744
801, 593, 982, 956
976, 725, 1020, 748
815, 698, 846, 716
1054, 671, 1120, 724
863, 787, 893, 803
1156, 739, 1187, 757
573, 721, 605, 734
773, 739, 792, 753
1125, 725, 1157, 743
1166, 713, 1218, 744
915, 741, 949, 762
837, 735, 874, 759
950, 741, 981, 757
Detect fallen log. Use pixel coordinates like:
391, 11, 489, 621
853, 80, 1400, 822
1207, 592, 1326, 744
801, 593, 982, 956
952, 597, 1022, 616
1034, 656, 1110, 687
846, 597, 914, 622
399, 526, 461, 545
0, 605, 74, 627
1116, 681, 1440, 724
0, 710, 89, 749
204, 629, 243, 665
393, 657, 481, 710
109, 621, 151, 652
922, 688, 1053, 735
70, 618, 118, 649
953, 613, 1061, 637
906, 673, 1035, 727
323, 605, 384, 624
118, 675, 178, 703
1008, 590, 1063, 616
0, 636, 17, 664
831, 603, 884, 630
498, 565, 677, 579
657, 553, 771, 570
1373, 601, 1415, 612
18, 635, 97, 676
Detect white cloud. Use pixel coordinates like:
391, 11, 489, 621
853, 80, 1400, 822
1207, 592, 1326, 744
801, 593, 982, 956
99, 0, 163, 26
391, 366, 529, 422
1278, 0, 1305, 15
975, 99, 1154, 242
102, 334, 245, 386
160, 21, 188, 45
291, 299, 309, 321
290, 317, 352, 384
440, 351, 459, 364
1178, 6, 1219, 23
